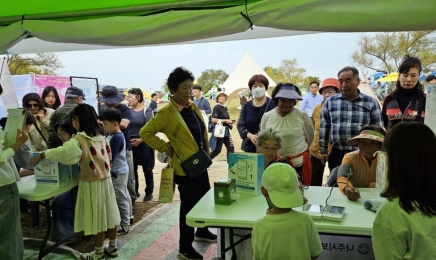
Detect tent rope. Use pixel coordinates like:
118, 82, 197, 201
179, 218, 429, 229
240, 0, 253, 30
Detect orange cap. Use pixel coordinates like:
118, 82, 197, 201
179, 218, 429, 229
319, 78, 340, 94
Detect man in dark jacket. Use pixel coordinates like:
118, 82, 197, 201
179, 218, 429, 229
47, 86, 85, 148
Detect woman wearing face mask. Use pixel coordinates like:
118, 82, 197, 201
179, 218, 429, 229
382, 56, 426, 131
237, 75, 276, 153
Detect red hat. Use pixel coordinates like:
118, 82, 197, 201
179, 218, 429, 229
319, 78, 339, 94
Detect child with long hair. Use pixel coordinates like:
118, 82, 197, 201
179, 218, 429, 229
30, 104, 120, 260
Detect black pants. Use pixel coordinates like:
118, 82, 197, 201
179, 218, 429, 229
175, 172, 211, 250
210, 135, 234, 160
132, 142, 154, 196
328, 148, 353, 172
311, 156, 325, 186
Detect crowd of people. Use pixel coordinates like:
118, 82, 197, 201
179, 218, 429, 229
1, 55, 435, 260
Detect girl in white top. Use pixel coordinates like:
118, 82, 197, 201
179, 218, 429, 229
372, 123, 436, 259
0, 87, 29, 259
30, 104, 120, 260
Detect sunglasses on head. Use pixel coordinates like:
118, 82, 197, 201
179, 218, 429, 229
129, 88, 140, 94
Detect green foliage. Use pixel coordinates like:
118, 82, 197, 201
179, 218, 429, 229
264, 59, 317, 93
7, 53, 63, 75
197, 69, 229, 93
161, 82, 169, 93
351, 31, 436, 73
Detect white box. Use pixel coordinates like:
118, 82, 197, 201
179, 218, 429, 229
34, 153, 79, 187
228, 153, 264, 197
375, 152, 388, 194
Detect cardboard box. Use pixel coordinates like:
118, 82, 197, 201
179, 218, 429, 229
34, 153, 79, 187
375, 152, 388, 194
214, 178, 236, 205
228, 153, 264, 197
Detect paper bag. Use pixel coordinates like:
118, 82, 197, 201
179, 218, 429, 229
159, 166, 175, 203
375, 151, 388, 194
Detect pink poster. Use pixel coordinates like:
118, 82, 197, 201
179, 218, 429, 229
33, 75, 71, 105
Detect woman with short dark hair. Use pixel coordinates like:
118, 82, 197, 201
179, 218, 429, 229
372, 122, 436, 259
382, 56, 426, 130
140, 67, 215, 260
22, 93, 54, 151
128, 87, 155, 202
237, 74, 276, 153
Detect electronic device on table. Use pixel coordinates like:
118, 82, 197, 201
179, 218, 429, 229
302, 204, 323, 220
322, 205, 346, 222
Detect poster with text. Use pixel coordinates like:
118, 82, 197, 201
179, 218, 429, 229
11, 74, 34, 105
33, 75, 71, 105
425, 84, 436, 134
70, 77, 98, 114
0, 58, 20, 118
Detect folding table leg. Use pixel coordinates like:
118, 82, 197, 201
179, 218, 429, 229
37, 199, 52, 260
220, 228, 226, 260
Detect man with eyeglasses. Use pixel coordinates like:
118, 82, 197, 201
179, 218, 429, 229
47, 86, 85, 148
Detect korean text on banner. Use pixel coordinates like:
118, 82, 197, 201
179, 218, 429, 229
228, 153, 264, 197
33, 75, 71, 105
375, 151, 388, 194
159, 165, 174, 203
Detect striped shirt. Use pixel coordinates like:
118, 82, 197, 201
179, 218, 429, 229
319, 92, 383, 154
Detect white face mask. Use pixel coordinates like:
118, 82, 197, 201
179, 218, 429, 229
251, 87, 266, 98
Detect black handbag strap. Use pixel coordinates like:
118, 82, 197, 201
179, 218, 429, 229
173, 109, 205, 163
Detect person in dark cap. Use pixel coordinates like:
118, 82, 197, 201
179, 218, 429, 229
100, 85, 137, 218
426, 74, 436, 84
47, 86, 85, 148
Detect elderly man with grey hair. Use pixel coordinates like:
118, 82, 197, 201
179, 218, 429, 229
47, 86, 85, 148
256, 128, 284, 169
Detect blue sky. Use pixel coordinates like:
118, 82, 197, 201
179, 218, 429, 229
55, 32, 372, 93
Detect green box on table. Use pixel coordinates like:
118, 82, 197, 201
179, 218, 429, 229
214, 178, 236, 205
228, 153, 264, 197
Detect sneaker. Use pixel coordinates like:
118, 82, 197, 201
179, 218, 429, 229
177, 247, 203, 260
104, 244, 118, 258
194, 231, 217, 243
80, 252, 104, 260
117, 225, 130, 236
143, 194, 153, 202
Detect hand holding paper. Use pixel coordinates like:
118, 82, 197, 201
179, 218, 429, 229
11, 129, 28, 153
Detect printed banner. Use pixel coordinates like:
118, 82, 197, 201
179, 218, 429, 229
33, 75, 71, 105
425, 84, 436, 134
0, 58, 20, 118
70, 77, 98, 114
11, 74, 34, 106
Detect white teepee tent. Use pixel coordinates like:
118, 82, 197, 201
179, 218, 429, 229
359, 72, 380, 104
221, 53, 276, 100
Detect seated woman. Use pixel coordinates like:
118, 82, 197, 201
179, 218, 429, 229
337, 125, 386, 201
50, 120, 78, 242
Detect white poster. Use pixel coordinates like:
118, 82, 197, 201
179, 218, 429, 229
425, 84, 436, 134
0, 57, 20, 118
70, 77, 98, 114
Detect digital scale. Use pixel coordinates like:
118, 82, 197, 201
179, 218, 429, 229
302, 204, 346, 222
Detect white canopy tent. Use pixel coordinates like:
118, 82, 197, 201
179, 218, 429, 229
358, 73, 380, 104
221, 52, 276, 103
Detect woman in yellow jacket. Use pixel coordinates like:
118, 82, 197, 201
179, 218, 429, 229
140, 67, 215, 260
